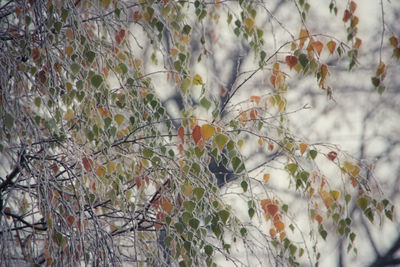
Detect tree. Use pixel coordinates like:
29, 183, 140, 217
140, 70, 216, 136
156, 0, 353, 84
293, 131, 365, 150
0, 0, 397, 266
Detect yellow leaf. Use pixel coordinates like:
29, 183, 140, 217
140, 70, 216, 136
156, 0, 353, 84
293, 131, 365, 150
244, 18, 254, 30
107, 161, 116, 174
193, 74, 203, 85
258, 138, 263, 147
201, 124, 215, 141
299, 143, 307, 155
65, 46, 73, 57
330, 190, 340, 201
299, 28, 308, 49
263, 174, 270, 183
237, 139, 244, 148
114, 114, 125, 126
64, 109, 74, 121
96, 166, 106, 178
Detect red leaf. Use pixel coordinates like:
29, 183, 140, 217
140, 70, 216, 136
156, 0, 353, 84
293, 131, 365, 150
343, 9, 352, 22
192, 125, 202, 144
178, 126, 185, 144
327, 151, 337, 161
285, 55, 298, 69
82, 157, 93, 172
249, 109, 258, 119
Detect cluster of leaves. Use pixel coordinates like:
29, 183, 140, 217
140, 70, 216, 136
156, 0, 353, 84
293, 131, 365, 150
0, 0, 396, 266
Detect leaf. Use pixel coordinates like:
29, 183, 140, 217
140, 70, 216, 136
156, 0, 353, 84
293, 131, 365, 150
91, 75, 103, 88
66, 28, 74, 40
200, 97, 212, 110
66, 216, 75, 227
274, 219, 285, 232
82, 157, 93, 171
244, 18, 254, 30
354, 38, 362, 49
263, 173, 270, 183
326, 40, 336, 54
204, 245, 213, 256
371, 77, 380, 87
285, 55, 298, 69
299, 143, 307, 155
114, 114, 125, 126
96, 166, 106, 178
249, 109, 258, 119
320, 64, 328, 81
309, 150, 317, 159
193, 187, 205, 200
389, 36, 398, 47
312, 41, 324, 56
315, 214, 323, 225
192, 125, 202, 144
343, 9, 351, 22
181, 77, 191, 93
178, 126, 185, 144
193, 74, 203, 85
64, 109, 74, 121
376, 62, 386, 76
327, 151, 337, 161
182, 24, 191, 35
356, 196, 369, 211
267, 204, 279, 217
214, 134, 228, 151
183, 200, 195, 212
161, 198, 173, 214
349, 1, 357, 13
201, 124, 215, 141
298, 54, 309, 68
218, 210, 230, 225
4, 113, 14, 129
330, 190, 340, 201
189, 218, 200, 229
287, 163, 298, 176
299, 28, 308, 49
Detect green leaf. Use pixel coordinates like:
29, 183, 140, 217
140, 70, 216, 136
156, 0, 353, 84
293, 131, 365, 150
214, 134, 228, 151
189, 218, 200, 229
114, 114, 125, 126
241, 180, 248, 192
174, 222, 184, 234
118, 63, 128, 74
193, 187, 205, 201
298, 54, 309, 68
181, 77, 191, 93
204, 245, 213, 256
218, 210, 230, 225
356, 196, 369, 211
248, 207, 255, 218
85, 51, 96, 64
143, 148, 154, 158
200, 97, 211, 110
183, 201, 196, 212
309, 149, 317, 159
240, 227, 247, 237
287, 163, 298, 176
91, 75, 103, 88
182, 24, 191, 35
71, 63, 81, 74
232, 156, 241, 172
4, 113, 14, 129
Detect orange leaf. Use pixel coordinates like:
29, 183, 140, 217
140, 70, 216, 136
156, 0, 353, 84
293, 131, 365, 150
178, 126, 185, 144
311, 41, 324, 56
170, 48, 178, 57
192, 125, 202, 144
299, 28, 308, 49
326, 40, 336, 54
250, 95, 261, 104
354, 38, 362, 49
263, 173, 270, 183
269, 143, 274, 151
178, 144, 184, 155
161, 197, 173, 214
274, 219, 285, 232
261, 199, 272, 213
272, 62, 280, 75
133, 11, 142, 21
249, 109, 258, 119
315, 214, 323, 225
258, 138, 263, 147
299, 143, 307, 155
82, 157, 93, 172
269, 228, 277, 237
343, 9, 352, 22
285, 55, 298, 69
320, 64, 328, 81
220, 87, 227, 96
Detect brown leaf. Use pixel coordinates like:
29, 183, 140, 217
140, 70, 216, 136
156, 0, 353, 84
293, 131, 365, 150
343, 9, 352, 22
178, 126, 185, 144
326, 40, 336, 54
285, 55, 298, 69
312, 41, 324, 56
192, 125, 202, 144
82, 157, 93, 171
